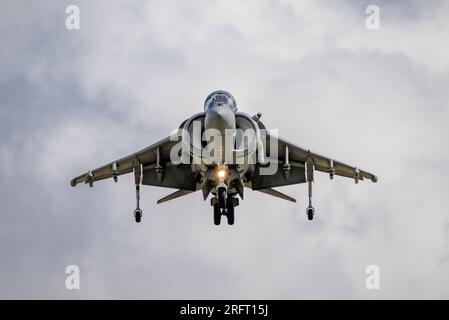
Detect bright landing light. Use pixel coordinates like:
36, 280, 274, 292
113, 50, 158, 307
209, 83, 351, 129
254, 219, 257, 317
217, 169, 226, 178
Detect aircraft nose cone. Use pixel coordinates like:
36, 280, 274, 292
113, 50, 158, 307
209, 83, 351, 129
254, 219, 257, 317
204, 106, 236, 133
204, 106, 236, 164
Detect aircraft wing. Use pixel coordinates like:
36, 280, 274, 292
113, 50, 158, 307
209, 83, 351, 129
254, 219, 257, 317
70, 136, 183, 187
269, 134, 378, 183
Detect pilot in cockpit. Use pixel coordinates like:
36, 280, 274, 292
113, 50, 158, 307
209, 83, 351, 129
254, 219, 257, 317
204, 90, 238, 113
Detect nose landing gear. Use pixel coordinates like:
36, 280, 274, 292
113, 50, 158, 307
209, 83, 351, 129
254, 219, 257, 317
217, 187, 227, 209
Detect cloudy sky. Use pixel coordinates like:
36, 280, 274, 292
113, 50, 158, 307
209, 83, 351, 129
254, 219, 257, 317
1, 0, 449, 299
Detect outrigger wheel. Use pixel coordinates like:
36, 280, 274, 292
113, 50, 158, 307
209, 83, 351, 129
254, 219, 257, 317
306, 206, 314, 221
134, 208, 142, 223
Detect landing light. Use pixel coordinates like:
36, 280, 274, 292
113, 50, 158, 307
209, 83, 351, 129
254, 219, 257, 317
217, 169, 226, 178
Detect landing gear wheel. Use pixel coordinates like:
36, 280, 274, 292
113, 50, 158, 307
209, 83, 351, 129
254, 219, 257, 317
213, 204, 221, 225
306, 206, 315, 221
218, 187, 227, 209
134, 209, 142, 223
226, 200, 234, 225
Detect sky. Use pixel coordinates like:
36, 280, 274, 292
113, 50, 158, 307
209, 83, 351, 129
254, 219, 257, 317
0, 0, 449, 299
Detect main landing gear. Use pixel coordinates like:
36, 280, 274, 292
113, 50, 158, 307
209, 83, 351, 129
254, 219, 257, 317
212, 188, 238, 226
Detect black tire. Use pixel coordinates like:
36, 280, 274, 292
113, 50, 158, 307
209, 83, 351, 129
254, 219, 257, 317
226, 201, 234, 225
306, 206, 314, 221
218, 187, 227, 209
213, 204, 221, 225
135, 211, 142, 223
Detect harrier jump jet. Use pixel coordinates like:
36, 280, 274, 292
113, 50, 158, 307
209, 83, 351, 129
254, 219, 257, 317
70, 91, 377, 225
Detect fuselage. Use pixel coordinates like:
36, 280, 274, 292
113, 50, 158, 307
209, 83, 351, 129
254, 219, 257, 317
183, 90, 260, 200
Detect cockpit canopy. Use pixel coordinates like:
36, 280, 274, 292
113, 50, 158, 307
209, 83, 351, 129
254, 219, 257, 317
204, 90, 237, 113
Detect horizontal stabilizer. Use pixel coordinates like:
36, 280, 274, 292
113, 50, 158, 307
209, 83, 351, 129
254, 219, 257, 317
256, 188, 296, 203
157, 189, 194, 204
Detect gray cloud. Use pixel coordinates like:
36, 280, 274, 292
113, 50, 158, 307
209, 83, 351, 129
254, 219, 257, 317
0, 0, 448, 299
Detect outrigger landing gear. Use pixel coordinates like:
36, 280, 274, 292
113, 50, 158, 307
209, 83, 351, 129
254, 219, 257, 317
133, 161, 143, 223
306, 192, 315, 221
306, 158, 315, 221
134, 184, 142, 223
134, 206, 142, 223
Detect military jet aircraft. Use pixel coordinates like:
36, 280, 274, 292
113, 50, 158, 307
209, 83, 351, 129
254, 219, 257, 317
71, 90, 377, 225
